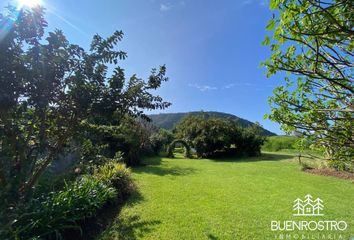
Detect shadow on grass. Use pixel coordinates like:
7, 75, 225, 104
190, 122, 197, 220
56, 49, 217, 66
71, 190, 145, 240
207, 233, 219, 240
141, 152, 295, 168
135, 155, 198, 176
134, 164, 197, 176
141, 156, 163, 166
141, 153, 189, 166
209, 152, 294, 163
101, 215, 161, 240
94, 190, 161, 240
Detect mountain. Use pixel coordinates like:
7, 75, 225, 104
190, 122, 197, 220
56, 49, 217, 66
148, 111, 277, 136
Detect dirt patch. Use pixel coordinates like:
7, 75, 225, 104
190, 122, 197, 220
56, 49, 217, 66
305, 168, 354, 181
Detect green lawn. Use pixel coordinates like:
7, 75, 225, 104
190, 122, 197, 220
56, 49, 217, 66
98, 153, 354, 240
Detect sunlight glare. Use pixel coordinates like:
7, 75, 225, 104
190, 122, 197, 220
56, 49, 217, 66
18, 0, 43, 8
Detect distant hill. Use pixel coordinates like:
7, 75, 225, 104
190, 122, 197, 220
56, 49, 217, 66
148, 111, 277, 136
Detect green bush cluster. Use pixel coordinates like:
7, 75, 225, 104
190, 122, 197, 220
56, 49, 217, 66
1, 162, 133, 239
150, 129, 174, 155
174, 114, 266, 158
261, 136, 298, 152
93, 161, 135, 198
79, 117, 154, 166
328, 160, 354, 173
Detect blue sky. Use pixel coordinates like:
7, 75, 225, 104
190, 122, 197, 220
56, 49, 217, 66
2, 0, 284, 134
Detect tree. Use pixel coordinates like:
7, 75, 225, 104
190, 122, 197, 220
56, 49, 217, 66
233, 123, 266, 157
263, 0, 354, 168
80, 116, 154, 166
174, 114, 265, 158
175, 114, 235, 157
150, 129, 174, 155
0, 5, 170, 204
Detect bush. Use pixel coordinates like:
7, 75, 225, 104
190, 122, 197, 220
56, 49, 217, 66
328, 160, 354, 173
261, 136, 298, 152
234, 128, 265, 157
0, 160, 135, 240
93, 161, 135, 198
150, 129, 174, 155
3, 177, 117, 240
175, 114, 266, 158
79, 117, 153, 166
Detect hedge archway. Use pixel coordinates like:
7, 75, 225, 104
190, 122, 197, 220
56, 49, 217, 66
167, 139, 192, 158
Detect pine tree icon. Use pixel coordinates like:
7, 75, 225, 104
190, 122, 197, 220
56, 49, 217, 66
293, 198, 304, 216
304, 194, 313, 204
293, 194, 324, 216
313, 198, 324, 216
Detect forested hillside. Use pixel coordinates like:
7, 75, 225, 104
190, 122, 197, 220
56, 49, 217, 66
149, 111, 276, 136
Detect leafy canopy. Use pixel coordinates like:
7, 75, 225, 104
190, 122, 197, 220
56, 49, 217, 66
263, 0, 354, 167
0, 5, 170, 204
175, 114, 266, 158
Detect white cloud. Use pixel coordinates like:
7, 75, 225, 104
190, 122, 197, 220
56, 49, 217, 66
189, 82, 276, 92
222, 83, 236, 89
160, 3, 172, 11
188, 84, 218, 92
159, 1, 186, 12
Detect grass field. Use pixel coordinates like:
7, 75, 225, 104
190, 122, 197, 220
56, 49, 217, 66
98, 153, 354, 240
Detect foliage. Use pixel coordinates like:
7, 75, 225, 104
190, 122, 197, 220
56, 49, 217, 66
234, 125, 267, 157
93, 161, 135, 198
175, 114, 234, 157
167, 139, 192, 158
80, 116, 154, 166
262, 136, 298, 152
150, 129, 174, 155
328, 159, 354, 173
0, 4, 170, 206
1, 160, 134, 239
174, 114, 266, 158
263, 0, 354, 165
149, 111, 276, 136
2, 176, 117, 240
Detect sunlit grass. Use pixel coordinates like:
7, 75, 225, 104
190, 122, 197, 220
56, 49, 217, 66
98, 152, 354, 239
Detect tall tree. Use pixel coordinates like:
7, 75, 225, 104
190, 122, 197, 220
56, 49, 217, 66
0, 5, 170, 204
263, 0, 354, 167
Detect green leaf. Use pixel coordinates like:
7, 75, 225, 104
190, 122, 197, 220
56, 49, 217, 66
269, 0, 279, 10
262, 36, 271, 46
266, 19, 276, 31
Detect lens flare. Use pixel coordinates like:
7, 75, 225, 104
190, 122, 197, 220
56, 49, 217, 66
18, 0, 43, 8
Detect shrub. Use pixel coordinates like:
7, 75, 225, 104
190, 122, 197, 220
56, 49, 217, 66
93, 161, 135, 198
328, 160, 354, 173
150, 129, 174, 155
233, 126, 266, 157
175, 114, 266, 158
79, 117, 153, 166
174, 114, 236, 157
261, 136, 298, 152
2, 177, 117, 240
